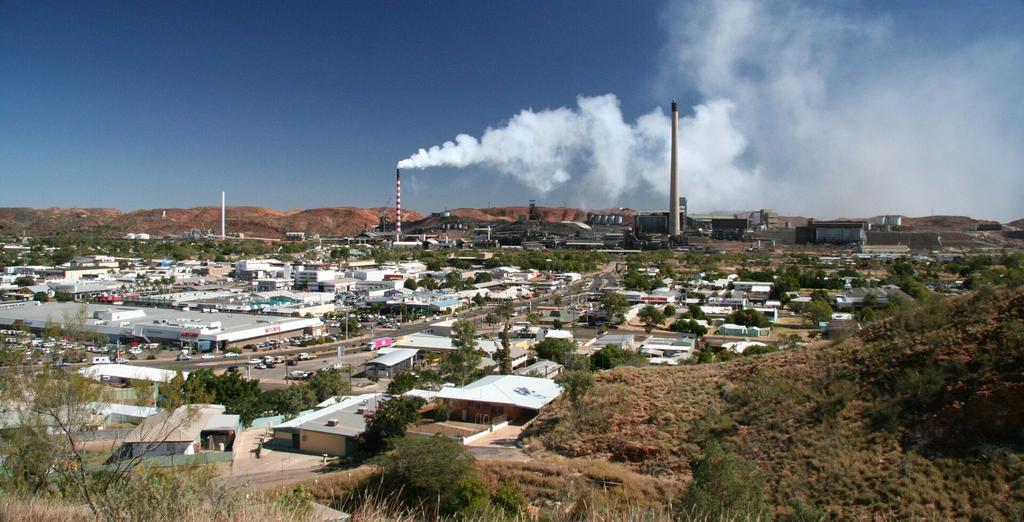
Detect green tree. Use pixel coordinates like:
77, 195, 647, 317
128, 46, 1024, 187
387, 372, 419, 395
307, 369, 351, 402
726, 309, 771, 328
600, 292, 629, 325
672, 318, 708, 336
637, 305, 666, 333
262, 386, 317, 418
497, 322, 514, 375
534, 338, 577, 365
363, 396, 426, 450
806, 299, 833, 324
555, 369, 593, 415
377, 435, 481, 517
404, 278, 419, 291
33, 291, 49, 303
592, 344, 631, 370
679, 442, 768, 520
441, 320, 481, 385
14, 275, 35, 286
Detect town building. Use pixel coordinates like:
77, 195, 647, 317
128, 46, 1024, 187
436, 375, 561, 424
271, 394, 382, 457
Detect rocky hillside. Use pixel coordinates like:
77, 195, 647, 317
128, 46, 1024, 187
900, 214, 1001, 230
525, 287, 1024, 519
0, 206, 425, 238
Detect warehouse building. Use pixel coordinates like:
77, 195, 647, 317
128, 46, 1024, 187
795, 220, 868, 244
0, 301, 323, 351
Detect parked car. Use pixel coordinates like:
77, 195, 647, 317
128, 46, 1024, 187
114, 357, 129, 364
225, 365, 239, 374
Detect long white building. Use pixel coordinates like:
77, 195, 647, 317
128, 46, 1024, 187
0, 301, 323, 351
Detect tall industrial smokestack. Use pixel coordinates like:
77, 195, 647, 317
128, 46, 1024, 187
395, 169, 402, 240
220, 191, 226, 238
669, 100, 681, 237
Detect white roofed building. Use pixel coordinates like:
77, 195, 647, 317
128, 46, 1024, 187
437, 375, 561, 423
80, 364, 187, 384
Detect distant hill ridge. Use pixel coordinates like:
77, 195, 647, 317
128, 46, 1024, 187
0, 206, 1018, 238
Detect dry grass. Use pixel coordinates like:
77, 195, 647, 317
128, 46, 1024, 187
0, 493, 320, 522
523, 287, 1024, 519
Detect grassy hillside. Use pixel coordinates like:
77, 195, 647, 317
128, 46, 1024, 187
525, 286, 1024, 519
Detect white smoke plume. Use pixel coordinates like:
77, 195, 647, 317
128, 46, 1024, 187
400, 0, 1023, 219
662, 0, 1024, 220
398, 94, 760, 208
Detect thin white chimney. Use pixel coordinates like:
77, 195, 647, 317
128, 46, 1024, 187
669, 101, 681, 236
220, 191, 226, 238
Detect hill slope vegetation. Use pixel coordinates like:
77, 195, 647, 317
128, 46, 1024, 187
526, 286, 1024, 519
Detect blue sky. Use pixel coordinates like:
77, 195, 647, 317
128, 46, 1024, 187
2, 1, 1023, 220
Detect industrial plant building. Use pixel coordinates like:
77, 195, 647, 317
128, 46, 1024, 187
795, 220, 868, 244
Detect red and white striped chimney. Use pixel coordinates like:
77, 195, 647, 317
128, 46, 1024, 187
395, 168, 402, 240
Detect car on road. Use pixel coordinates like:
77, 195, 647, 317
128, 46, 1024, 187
286, 370, 310, 380
247, 357, 261, 364
255, 363, 267, 370
298, 352, 313, 360
200, 353, 214, 360
286, 358, 298, 366
224, 352, 239, 358
128, 347, 142, 355
114, 357, 129, 364
225, 366, 239, 374
176, 354, 192, 361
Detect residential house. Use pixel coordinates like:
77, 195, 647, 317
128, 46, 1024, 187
437, 375, 562, 424
271, 394, 382, 457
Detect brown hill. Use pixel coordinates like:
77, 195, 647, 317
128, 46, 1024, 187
0, 207, 425, 238
901, 214, 999, 231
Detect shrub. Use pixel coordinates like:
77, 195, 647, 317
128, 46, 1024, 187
442, 477, 490, 516
377, 435, 479, 516
491, 481, 528, 517
679, 442, 768, 520
535, 338, 576, 365
726, 309, 771, 328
